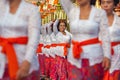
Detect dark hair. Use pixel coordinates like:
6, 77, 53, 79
90, 0, 96, 5
99, 0, 119, 6
57, 19, 67, 31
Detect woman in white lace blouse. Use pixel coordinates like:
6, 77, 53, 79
0, 0, 41, 80
100, 0, 120, 80
50, 19, 71, 80
59, 0, 111, 80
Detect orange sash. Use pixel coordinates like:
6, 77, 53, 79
0, 37, 28, 79
111, 42, 120, 55
36, 44, 44, 53
57, 43, 70, 56
72, 38, 100, 59
44, 45, 51, 49
51, 44, 57, 47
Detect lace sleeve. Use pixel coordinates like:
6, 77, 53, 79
99, 10, 111, 59
115, 15, 120, 56
53, 20, 59, 35
59, 0, 74, 15
117, 45, 120, 58
25, 6, 41, 63
47, 21, 53, 35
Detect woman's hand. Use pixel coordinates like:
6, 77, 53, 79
102, 57, 111, 70
16, 60, 30, 80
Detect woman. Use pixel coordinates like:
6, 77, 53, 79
59, 0, 111, 80
50, 19, 71, 80
37, 26, 46, 78
49, 20, 59, 79
100, 0, 120, 80
38, 24, 51, 79
0, 0, 41, 80
42, 23, 51, 78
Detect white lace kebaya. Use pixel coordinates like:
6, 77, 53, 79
0, 0, 41, 78
108, 14, 120, 73
59, 0, 111, 68
55, 31, 71, 58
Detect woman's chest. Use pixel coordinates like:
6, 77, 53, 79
70, 20, 99, 35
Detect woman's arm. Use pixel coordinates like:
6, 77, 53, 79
59, 0, 74, 15
99, 10, 111, 59
16, 5, 41, 80
25, 6, 41, 63
99, 9, 111, 70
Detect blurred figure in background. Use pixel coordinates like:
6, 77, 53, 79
0, 0, 41, 80
37, 26, 46, 79
100, 0, 120, 80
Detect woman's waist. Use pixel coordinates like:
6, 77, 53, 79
71, 37, 101, 47
4, 57, 39, 73
72, 35, 98, 41
67, 51, 103, 68
70, 42, 103, 57
111, 38, 120, 43
0, 33, 27, 38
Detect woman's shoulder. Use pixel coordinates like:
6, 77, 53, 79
93, 6, 106, 15
69, 5, 79, 13
22, 0, 38, 11
0, 0, 5, 8
56, 32, 62, 36
92, 6, 107, 21
114, 14, 120, 25
65, 30, 72, 37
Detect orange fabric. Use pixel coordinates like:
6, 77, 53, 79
44, 45, 51, 49
111, 42, 120, 55
47, 4, 52, 8
57, 43, 70, 56
36, 44, 44, 53
0, 37, 28, 80
103, 70, 120, 80
51, 44, 57, 47
72, 38, 100, 59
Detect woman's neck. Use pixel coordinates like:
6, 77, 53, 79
8, 0, 21, 14
107, 12, 114, 21
9, 0, 21, 5
107, 12, 114, 17
61, 31, 66, 35
107, 12, 114, 26
79, 3, 91, 11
